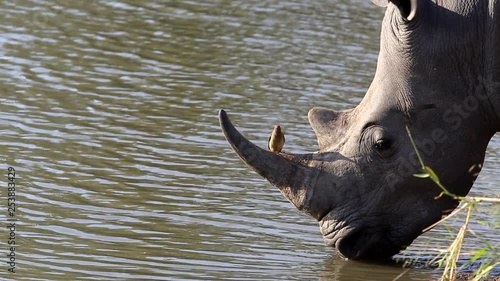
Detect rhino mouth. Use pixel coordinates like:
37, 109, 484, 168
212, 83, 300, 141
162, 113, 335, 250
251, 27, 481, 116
320, 213, 406, 259
337, 228, 405, 260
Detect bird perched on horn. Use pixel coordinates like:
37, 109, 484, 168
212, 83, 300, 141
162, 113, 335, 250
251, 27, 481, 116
268, 125, 285, 153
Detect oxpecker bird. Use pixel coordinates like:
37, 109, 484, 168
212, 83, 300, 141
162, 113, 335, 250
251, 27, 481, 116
268, 125, 285, 153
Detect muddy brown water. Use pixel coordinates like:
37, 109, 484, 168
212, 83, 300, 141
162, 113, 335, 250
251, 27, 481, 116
0, 1, 498, 280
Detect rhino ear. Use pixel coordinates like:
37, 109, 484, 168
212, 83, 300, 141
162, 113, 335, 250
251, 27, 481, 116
389, 0, 418, 21
371, 0, 389, 7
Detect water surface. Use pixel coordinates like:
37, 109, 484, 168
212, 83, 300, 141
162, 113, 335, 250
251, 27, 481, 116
0, 0, 498, 280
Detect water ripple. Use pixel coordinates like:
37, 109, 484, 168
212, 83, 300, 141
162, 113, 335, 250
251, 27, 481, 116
0, 0, 497, 280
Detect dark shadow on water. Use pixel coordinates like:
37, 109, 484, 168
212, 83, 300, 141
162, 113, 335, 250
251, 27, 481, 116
318, 252, 500, 281
318, 253, 437, 281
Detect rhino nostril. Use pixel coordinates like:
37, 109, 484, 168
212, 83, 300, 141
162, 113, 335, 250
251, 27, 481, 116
336, 231, 363, 260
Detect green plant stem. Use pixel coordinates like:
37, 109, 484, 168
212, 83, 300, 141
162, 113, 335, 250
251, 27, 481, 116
405, 126, 426, 170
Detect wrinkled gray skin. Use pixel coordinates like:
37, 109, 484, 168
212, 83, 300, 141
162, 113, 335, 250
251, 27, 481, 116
219, 0, 500, 260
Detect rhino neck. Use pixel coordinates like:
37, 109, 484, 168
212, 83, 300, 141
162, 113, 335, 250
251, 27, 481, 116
486, 2, 500, 131
483, 78, 500, 133
376, 1, 500, 134
490, 96, 500, 132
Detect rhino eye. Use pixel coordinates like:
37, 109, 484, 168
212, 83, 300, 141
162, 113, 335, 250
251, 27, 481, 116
374, 139, 392, 151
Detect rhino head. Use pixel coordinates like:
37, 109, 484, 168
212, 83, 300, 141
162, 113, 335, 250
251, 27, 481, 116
220, 0, 500, 259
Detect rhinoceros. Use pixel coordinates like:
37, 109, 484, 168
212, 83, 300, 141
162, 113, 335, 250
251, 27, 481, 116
219, 0, 500, 259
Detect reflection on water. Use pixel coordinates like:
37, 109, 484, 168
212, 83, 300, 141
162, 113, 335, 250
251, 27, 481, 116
0, 0, 497, 280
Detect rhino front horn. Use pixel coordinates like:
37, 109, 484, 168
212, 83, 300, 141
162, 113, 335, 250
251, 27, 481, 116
218, 109, 330, 219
